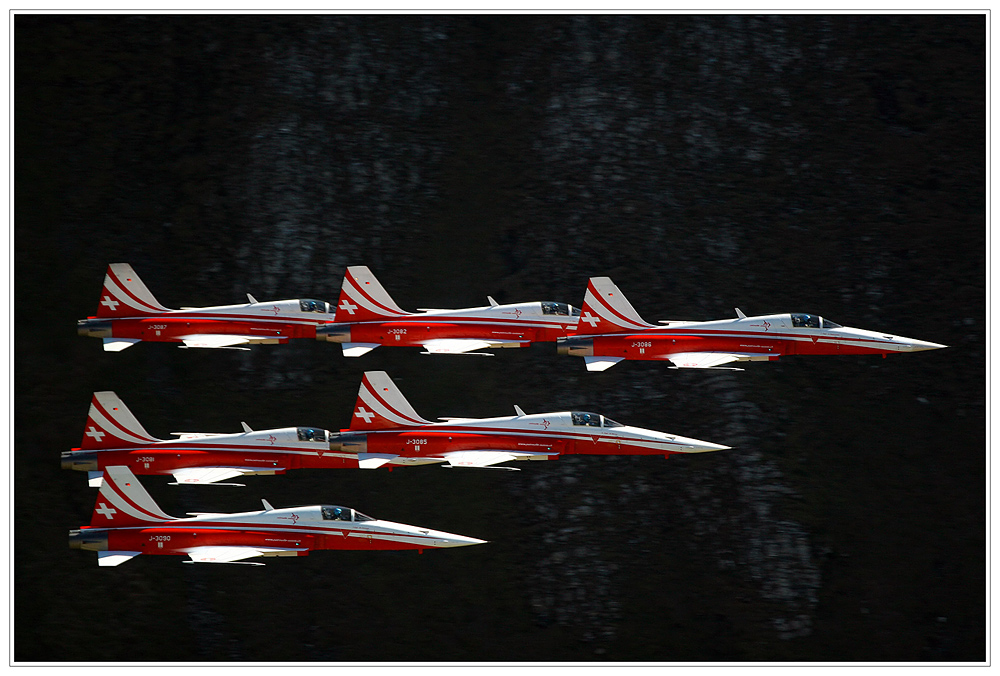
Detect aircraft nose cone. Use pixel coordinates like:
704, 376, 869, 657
904, 338, 947, 352
671, 436, 731, 453
694, 441, 731, 453
434, 533, 488, 548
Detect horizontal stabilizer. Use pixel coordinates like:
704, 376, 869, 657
88, 471, 103, 487
584, 356, 623, 372
103, 338, 141, 352
342, 342, 379, 357
420, 339, 494, 355
98, 551, 141, 567
357, 453, 398, 469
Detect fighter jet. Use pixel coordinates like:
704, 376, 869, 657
77, 263, 337, 351
69, 466, 485, 566
328, 371, 729, 470
315, 265, 580, 356
61, 391, 359, 486
557, 277, 947, 372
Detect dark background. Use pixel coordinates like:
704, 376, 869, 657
14, 14, 985, 662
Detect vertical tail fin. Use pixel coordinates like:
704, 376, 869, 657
80, 392, 161, 450
334, 266, 410, 322
574, 277, 653, 335
95, 263, 171, 318
349, 371, 431, 430
90, 466, 175, 527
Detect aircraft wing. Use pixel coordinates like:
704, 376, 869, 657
169, 467, 285, 485
178, 334, 256, 349
442, 450, 558, 469
183, 546, 306, 565
420, 339, 495, 355
666, 352, 777, 369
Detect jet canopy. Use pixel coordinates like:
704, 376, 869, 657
299, 299, 333, 314
571, 412, 624, 428
321, 505, 374, 522
790, 313, 842, 329
297, 427, 329, 443
542, 302, 581, 317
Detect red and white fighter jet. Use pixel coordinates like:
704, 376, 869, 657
558, 277, 947, 371
316, 265, 581, 356
77, 263, 336, 351
62, 391, 358, 486
69, 466, 485, 566
329, 371, 729, 470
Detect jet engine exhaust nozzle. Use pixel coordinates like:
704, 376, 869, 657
62, 451, 98, 471
77, 319, 113, 338
329, 431, 368, 453
556, 336, 594, 357
315, 323, 351, 343
69, 529, 108, 551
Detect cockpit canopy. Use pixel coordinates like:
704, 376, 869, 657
299, 299, 332, 314
791, 313, 842, 329
321, 505, 374, 522
571, 412, 624, 428
297, 427, 329, 443
542, 301, 582, 317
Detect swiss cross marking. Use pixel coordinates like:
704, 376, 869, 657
100, 296, 120, 311
85, 426, 106, 443
581, 312, 600, 328
355, 407, 375, 423
339, 300, 358, 315
95, 502, 117, 519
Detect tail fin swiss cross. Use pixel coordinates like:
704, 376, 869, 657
80, 392, 161, 450
349, 371, 431, 431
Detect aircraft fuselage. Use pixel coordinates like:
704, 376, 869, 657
317, 302, 579, 349
78, 300, 333, 346
71, 505, 483, 556
560, 313, 945, 364
332, 412, 728, 467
